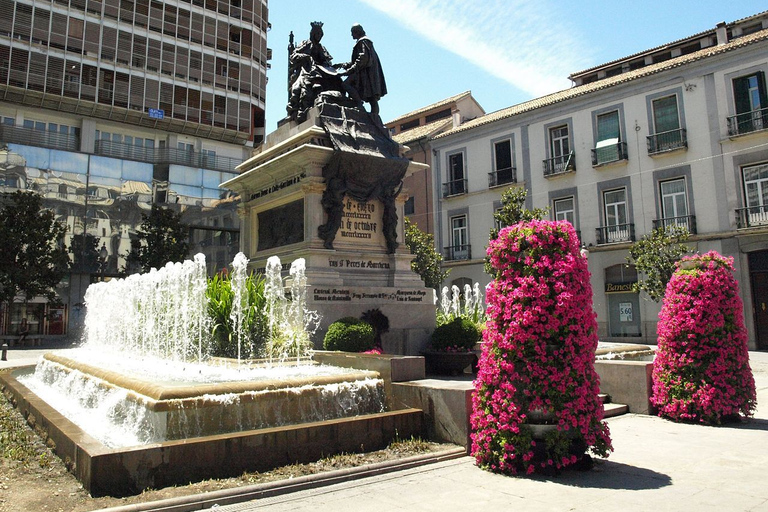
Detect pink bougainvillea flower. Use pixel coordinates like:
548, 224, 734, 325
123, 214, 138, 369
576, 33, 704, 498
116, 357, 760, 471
651, 251, 756, 424
470, 220, 612, 475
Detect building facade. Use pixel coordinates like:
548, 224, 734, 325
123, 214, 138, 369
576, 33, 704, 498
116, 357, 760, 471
0, 0, 270, 340
385, 91, 485, 235
429, 12, 768, 350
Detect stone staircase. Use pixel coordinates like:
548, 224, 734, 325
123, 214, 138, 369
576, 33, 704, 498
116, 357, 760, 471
599, 393, 629, 418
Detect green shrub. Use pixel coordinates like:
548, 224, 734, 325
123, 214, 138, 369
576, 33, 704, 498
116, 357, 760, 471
323, 317, 375, 352
430, 316, 481, 352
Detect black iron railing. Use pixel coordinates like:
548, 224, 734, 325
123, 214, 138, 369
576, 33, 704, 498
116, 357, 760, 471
488, 167, 517, 188
543, 152, 575, 177
444, 244, 471, 261
647, 129, 688, 154
94, 141, 240, 173
596, 223, 635, 244
736, 205, 768, 228
727, 108, 768, 136
442, 178, 467, 197
591, 141, 628, 165
0, 125, 79, 152
652, 215, 697, 234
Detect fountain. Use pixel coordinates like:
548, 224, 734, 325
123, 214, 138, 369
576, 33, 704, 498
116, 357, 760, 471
0, 253, 422, 496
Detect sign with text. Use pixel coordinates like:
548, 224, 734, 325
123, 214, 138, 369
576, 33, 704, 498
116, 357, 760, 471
148, 108, 165, 120
338, 199, 385, 248
312, 287, 428, 304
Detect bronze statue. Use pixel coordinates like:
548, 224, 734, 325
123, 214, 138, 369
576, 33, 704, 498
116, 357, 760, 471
337, 24, 387, 117
285, 21, 343, 123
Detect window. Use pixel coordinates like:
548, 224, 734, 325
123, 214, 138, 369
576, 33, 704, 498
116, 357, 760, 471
743, 163, 768, 226
554, 197, 575, 225
444, 152, 466, 196
649, 95, 685, 153
448, 215, 469, 260
490, 138, 515, 187
594, 110, 622, 164
403, 196, 414, 216
731, 72, 768, 135
659, 179, 689, 228
545, 124, 573, 175
603, 188, 630, 243
605, 264, 641, 338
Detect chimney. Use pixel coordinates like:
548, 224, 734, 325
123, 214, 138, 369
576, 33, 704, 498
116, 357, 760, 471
715, 22, 728, 45
452, 109, 461, 128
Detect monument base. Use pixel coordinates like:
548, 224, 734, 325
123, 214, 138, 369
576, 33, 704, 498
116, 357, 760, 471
223, 105, 436, 355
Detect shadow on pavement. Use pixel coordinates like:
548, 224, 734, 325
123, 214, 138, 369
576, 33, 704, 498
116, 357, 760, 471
710, 417, 768, 431
550, 460, 672, 490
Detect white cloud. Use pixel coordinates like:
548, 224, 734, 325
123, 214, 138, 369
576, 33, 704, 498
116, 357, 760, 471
356, 0, 593, 97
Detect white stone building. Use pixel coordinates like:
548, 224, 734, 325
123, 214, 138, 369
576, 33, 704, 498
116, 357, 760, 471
429, 12, 768, 349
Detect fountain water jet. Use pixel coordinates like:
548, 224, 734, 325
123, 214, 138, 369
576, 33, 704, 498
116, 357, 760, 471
1, 252, 422, 496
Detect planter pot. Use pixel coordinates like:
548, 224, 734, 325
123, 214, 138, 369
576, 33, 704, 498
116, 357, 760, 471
421, 350, 478, 376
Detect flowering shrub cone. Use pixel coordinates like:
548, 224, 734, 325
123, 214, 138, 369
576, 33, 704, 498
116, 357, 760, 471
471, 220, 611, 475
651, 251, 756, 424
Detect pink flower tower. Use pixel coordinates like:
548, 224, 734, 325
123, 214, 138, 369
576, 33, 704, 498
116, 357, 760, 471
471, 220, 611, 475
652, 251, 756, 424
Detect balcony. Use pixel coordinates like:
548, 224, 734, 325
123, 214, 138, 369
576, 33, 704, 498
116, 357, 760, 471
596, 223, 635, 245
652, 215, 697, 234
727, 107, 768, 137
488, 167, 517, 188
591, 140, 628, 166
442, 178, 467, 198
94, 140, 156, 162
736, 205, 768, 229
543, 152, 575, 177
94, 141, 240, 173
647, 129, 688, 154
444, 244, 471, 261
0, 125, 79, 152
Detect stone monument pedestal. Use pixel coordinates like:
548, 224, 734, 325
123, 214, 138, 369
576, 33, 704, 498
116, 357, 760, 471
223, 106, 434, 355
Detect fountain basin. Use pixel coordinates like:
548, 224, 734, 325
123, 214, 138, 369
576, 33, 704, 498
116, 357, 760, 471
29, 353, 386, 444
1, 365, 423, 497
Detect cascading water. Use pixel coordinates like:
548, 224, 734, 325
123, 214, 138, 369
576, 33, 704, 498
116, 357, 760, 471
17, 252, 385, 448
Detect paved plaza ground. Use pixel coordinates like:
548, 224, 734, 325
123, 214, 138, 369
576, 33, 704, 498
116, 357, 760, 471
197, 351, 768, 512
3, 347, 768, 511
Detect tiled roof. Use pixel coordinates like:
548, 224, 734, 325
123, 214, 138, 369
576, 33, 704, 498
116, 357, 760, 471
433, 28, 768, 140
569, 10, 768, 79
386, 91, 472, 125
392, 118, 453, 145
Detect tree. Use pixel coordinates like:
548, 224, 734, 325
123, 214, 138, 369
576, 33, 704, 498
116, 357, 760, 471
69, 233, 101, 273
627, 225, 691, 302
0, 191, 70, 307
485, 187, 548, 277
404, 217, 449, 289
126, 205, 189, 273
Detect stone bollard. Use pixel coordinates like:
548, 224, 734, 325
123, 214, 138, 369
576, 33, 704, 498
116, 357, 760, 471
1, 343, 7, 361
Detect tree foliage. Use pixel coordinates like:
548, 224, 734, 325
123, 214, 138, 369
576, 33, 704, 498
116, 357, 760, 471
126, 205, 190, 273
0, 191, 69, 306
69, 233, 101, 273
485, 187, 548, 277
404, 217, 449, 289
627, 225, 691, 302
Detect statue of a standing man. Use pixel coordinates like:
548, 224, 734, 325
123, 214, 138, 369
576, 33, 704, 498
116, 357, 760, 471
337, 24, 387, 117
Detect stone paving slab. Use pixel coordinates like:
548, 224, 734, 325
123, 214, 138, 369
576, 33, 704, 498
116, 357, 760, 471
212, 351, 768, 512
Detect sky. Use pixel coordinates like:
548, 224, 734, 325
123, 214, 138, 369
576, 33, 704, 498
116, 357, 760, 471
264, 1, 767, 132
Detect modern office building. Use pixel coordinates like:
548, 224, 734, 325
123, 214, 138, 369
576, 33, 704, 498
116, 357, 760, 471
0, 0, 270, 339
429, 11, 768, 349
